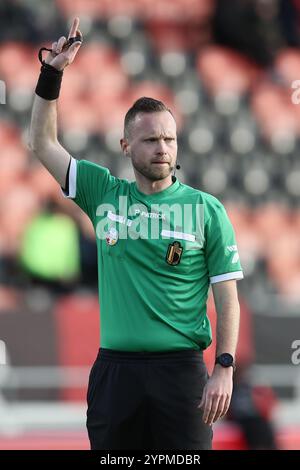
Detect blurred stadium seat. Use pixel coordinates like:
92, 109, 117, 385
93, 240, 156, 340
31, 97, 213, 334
275, 48, 300, 85
196, 46, 260, 97
0, 43, 34, 83
56, 0, 214, 21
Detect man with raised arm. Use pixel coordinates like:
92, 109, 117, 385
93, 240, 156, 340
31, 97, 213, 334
30, 18, 243, 450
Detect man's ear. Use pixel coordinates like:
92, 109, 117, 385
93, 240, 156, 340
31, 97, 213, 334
120, 138, 130, 158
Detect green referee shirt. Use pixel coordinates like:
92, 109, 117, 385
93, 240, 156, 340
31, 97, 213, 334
63, 158, 243, 352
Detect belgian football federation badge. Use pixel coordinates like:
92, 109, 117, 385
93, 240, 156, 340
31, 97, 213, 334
106, 227, 119, 246
166, 241, 183, 265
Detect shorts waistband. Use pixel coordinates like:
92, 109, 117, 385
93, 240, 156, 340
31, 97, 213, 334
96, 348, 203, 362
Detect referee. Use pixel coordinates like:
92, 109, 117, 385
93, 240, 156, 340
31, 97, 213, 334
30, 18, 243, 450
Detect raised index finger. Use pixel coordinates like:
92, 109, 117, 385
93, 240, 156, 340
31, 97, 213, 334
68, 17, 79, 39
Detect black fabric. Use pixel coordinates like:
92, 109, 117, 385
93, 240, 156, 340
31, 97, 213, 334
35, 63, 63, 101
62, 157, 71, 193
86, 348, 213, 450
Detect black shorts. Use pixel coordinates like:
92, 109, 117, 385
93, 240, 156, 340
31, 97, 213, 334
86, 348, 213, 450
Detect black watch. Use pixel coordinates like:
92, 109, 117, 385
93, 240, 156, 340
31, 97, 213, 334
215, 353, 236, 371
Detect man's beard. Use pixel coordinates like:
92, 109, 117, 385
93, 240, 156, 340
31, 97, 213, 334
131, 157, 174, 181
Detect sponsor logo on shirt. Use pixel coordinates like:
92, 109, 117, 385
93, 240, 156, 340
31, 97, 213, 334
134, 209, 166, 220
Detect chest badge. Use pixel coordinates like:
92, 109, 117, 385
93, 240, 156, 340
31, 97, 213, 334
166, 241, 183, 265
106, 227, 119, 246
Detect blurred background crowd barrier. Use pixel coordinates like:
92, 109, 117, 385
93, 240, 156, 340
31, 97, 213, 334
0, 0, 300, 449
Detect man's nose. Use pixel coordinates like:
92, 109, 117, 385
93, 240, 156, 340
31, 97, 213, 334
156, 139, 167, 154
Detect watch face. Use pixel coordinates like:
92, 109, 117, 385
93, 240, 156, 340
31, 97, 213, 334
219, 353, 234, 367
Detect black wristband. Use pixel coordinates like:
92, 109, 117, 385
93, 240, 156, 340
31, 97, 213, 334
35, 63, 63, 101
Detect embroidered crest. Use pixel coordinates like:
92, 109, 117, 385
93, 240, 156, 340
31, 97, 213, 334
106, 227, 119, 246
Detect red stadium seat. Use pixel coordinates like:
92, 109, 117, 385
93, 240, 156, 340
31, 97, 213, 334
96, 96, 132, 133
146, 22, 193, 52
129, 80, 172, 103
0, 43, 39, 88
251, 206, 300, 298
223, 203, 250, 232
56, 0, 213, 21
128, 81, 184, 130
266, 229, 300, 261
275, 49, 300, 84
252, 204, 292, 249
8, 60, 40, 89
56, 0, 100, 17
268, 263, 300, 299
145, 1, 214, 53
70, 44, 128, 104
266, 228, 300, 298
59, 96, 99, 133
74, 43, 123, 74
196, 46, 260, 96
223, 203, 263, 262
235, 224, 263, 266
59, 67, 87, 101
0, 42, 31, 76
251, 83, 298, 139
88, 63, 128, 103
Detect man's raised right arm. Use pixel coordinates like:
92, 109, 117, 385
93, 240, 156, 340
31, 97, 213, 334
29, 18, 82, 189
30, 96, 71, 188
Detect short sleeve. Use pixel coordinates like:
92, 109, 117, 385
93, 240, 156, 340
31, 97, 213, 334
205, 201, 243, 284
62, 158, 117, 224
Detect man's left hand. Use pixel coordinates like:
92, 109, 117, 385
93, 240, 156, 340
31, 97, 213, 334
198, 365, 233, 425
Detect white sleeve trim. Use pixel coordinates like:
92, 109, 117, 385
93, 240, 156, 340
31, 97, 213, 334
61, 157, 77, 199
210, 271, 244, 284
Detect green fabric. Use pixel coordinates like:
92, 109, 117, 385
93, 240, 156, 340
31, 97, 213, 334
20, 213, 80, 281
72, 159, 243, 352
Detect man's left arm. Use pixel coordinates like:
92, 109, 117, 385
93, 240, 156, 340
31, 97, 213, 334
198, 279, 240, 426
